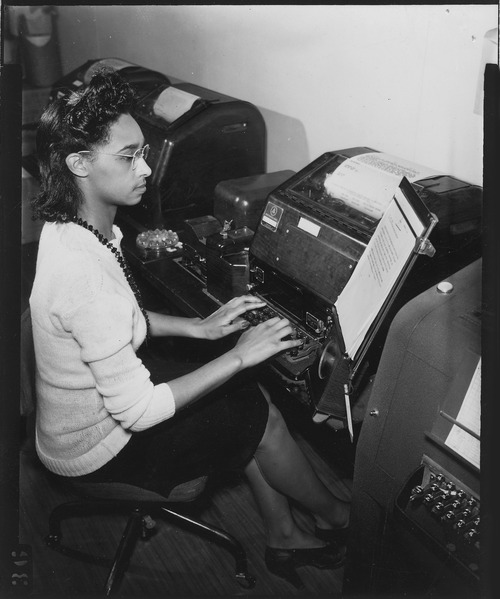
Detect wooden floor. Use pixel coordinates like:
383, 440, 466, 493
19, 425, 353, 598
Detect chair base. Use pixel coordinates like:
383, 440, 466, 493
159, 505, 256, 589
45, 499, 256, 595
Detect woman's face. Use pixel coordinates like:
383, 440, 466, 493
82, 113, 152, 211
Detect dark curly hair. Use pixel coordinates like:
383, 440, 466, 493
31, 68, 137, 222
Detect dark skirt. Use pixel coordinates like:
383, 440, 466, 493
73, 356, 269, 496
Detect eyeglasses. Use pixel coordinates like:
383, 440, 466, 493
79, 144, 150, 170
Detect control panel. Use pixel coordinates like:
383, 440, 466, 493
395, 456, 480, 587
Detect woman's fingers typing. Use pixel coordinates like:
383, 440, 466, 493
201, 295, 306, 356
208, 295, 265, 323
225, 295, 267, 319
233, 314, 302, 368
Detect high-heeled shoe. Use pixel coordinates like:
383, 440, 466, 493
314, 525, 350, 546
265, 543, 345, 589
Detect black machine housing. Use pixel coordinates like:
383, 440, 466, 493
343, 259, 481, 597
178, 147, 481, 426
244, 148, 482, 422
50, 58, 267, 230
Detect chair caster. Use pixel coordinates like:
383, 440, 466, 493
45, 533, 61, 549
140, 515, 157, 539
235, 571, 256, 589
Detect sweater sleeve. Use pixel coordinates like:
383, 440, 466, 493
62, 291, 176, 431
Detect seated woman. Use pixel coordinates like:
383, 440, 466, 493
29, 69, 349, 589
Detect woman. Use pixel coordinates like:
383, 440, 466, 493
29, 69, 349, 589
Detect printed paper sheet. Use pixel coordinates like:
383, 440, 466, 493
324, 152, 439, 220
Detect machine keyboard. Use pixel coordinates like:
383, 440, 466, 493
242, 303, 318, 361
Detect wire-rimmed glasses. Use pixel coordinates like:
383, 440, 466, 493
79, 144, 150, 170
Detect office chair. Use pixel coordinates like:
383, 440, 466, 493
20, 308, 256, 595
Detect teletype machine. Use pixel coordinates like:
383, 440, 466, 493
49, 58, 267, 229
343, 259, 481, 597
178, 148, 482, 429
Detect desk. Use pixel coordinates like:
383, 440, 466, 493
121, 226, 218, 318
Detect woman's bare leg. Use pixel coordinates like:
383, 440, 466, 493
245, 457, 325, 548
245, 403, 349, 547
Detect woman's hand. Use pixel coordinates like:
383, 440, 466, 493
230, 315, 302, 369
161, 304, 302, 410
195, 295, 267, 340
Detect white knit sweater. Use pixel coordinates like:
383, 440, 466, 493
30, 222, 176, 477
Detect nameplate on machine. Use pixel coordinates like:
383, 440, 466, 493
298, 217, 321, 237
261, 202, 284, 232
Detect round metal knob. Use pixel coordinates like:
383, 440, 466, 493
437, 281, 454, 294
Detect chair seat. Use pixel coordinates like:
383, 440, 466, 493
69, 476, 208, 504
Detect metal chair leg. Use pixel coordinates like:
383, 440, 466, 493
47, 500, 98, 539
160, 506, 256, 588
46, 501, 115, 567
104, 509, 144, 596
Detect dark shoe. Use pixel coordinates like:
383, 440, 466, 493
265, 543, 345, 589
314, 525, 350, 546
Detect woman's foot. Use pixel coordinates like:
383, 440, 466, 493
313, 498, 350, 546
265, 542, 345, 589
314, 524, 350, 546
267, 527, 328, 551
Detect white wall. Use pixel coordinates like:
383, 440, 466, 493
56, 4, 498, 186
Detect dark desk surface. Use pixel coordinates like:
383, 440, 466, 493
121, 230, 219, 318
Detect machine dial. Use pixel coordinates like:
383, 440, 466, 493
318, 338, 341, 380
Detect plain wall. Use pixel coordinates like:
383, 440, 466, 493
53, 5, 498, 186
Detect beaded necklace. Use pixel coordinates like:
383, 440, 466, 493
72, 216, 150, 337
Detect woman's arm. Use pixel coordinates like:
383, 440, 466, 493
89, 313, 301, 425
146, 311, 206, 338
168, 316, 301, 411
65, 280, 302, 429
146, 295, 268, 340
70, 291, 301, 427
